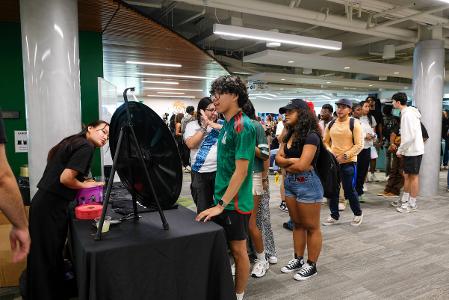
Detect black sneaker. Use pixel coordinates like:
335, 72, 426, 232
282, 221, 293, 231
279, 201, 288, 212
281, 257, 304, 273
293, 262, 317, 281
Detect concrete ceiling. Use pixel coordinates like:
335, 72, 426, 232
125, 0, 449, 100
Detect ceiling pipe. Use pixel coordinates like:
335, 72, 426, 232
371, 4, 449, 30
176, 0, 417, 42
326, 0, 449, 29
177, 7, 206, 26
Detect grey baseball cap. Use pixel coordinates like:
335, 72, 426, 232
335, 98, 353, 108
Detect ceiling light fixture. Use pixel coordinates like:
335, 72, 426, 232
281, 78, 286, 81
326, 81, 331, 84
143, 87, 203, 91
213, 24, 342, 50
394, 71, 400, 75
147, 94, 196, 98
137, 72, 216, 80
344, 66, 350, 70
369, 84, 374, 87
142, 81, 179, 85
288, 60, 295, 63
127, 60, 182, 68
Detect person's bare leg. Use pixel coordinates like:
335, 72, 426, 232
285, 196, 306, 257
296, 203, 322, 262
230, 240, 250, 294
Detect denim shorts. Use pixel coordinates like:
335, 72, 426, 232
284, 170, 324, 203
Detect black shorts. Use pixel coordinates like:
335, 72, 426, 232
213, 210, 250, 241
403, 155, 422, 174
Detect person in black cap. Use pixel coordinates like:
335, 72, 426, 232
275, 99, 324, 281
322, 98, 364, 226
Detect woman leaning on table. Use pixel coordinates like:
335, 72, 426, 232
26, 120, 109, 300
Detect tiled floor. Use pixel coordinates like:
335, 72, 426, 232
2, 171, 448, 300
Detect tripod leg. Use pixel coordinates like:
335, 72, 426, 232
128, 126, 169, 230
131, 191, 139, 222
95, 126, 126, 240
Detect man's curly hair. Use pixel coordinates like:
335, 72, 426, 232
209, 75, 249, 108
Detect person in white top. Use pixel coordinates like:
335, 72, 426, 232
184, 97, 222, 213
392, 92, 424, 213
355, 100, 377, 198
318, 104, 334, 134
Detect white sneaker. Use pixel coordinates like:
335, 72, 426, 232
338, 202, 346, 211
351, 214, 363, 226
409, 203, 418, 212
366, 173, 372, 182
396, 202, 410, 213
371, 173, 378, 182
363, 185, 368, 192
251, 259, 269, 278
322, 216, 338, 226
391, 200, 400, 207
268, 256, 278, 264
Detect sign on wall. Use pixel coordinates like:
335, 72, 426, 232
14, 130, 28, 153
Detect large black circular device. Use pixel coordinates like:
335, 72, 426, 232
109, 101, 182, 210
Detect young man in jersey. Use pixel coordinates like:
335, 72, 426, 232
322, 98, 364, 226
196, 75, 256, 300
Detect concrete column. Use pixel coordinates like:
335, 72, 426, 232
412, 39, 444, 196
20, 0, 81, 196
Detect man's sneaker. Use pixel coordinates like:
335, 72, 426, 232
338, 202, 346, 211
351, 214, 363, 226
279, 201, 288, 213
322, 216, 338, 226
281, 258, 304, 273
268, 256, 278, 264
391, 200, 400, 207
408, 203, 418, 212
396, 202, 410, 213
377, 192, 399, 197
251, 259, 269, 278
293, 263, 317, 281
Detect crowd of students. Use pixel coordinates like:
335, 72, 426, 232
175, 75, 438, 300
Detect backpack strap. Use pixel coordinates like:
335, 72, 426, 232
328, 119, 336, 131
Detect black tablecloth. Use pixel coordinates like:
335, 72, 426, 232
69, 206, 236, 300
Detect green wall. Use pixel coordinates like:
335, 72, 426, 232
0, 22, 103, 177
79, 31, 104, 176
0, 22, 28, 176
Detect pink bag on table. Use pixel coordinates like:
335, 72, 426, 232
75, 186, 103, 206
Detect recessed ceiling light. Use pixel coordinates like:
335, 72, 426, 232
280, 88, 284, 90
147, 94, 196, 98
288, 60, 295, 63
127, 60, 182, 68
142, 81, 179, 85
143, 87, 203, 91
266, 41, 282, 48
394, 71, 400, 75
369, 84, 374, 87
344, 66, 350, 70
157, 92, 185, 95
281, 78, 286, 81
326, 81, 331, 84
137, 72, 216, 80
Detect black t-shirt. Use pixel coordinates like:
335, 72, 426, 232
284, 132, 320, 164
37, 137, 94, 201
0, 113, 6, 144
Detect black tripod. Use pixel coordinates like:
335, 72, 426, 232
95, 87, 169, 240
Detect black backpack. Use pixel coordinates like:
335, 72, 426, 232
314, 137, 341, 199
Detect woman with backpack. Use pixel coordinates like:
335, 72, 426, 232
275, 98, 323, 281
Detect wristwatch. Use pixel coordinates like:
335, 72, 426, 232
343, 153, 349, 160
217, 199, 228, 208
200, 126, 207, 133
